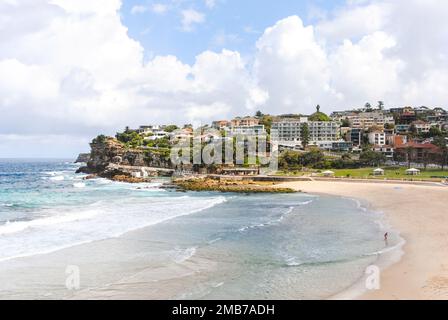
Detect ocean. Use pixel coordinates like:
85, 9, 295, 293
0, 159, 395, 299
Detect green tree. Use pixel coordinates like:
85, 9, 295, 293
309, 105, 331, 121
341, 118, 351, 127
384, 123, 395, 130
116, 131, 144, 148
279, 151, 301, 170
359, 150, 386, 167
300, 149, 325, 167
341, 153, 352, 161
405, 145, 414, 168
408, 124, 418, 138
300, 123, 310, 149
378, 101, 385, 110
259, 115, 273, 134
428, 127, 443, 138
434, 136, 448, 170
165, 125, 179, 133
92, 134, 107, 144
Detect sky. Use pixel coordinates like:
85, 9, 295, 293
0, 0, 448, 158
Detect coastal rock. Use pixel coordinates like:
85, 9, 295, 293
111, 175, 148, 184
76, 166, 93, 174
75, 153, 90, 163
83, 174, 98, 180
80, 137, 174, 179
112, 156, 122, 164
173, 177, 296, 193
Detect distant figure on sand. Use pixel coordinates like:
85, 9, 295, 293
384, 233, 389, 243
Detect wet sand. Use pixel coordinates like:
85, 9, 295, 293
279, 180, 448, 300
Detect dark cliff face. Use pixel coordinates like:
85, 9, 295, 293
75, 153, 90, 163
76, 137, 173, 175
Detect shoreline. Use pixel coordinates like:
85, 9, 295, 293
278, 180, 448, 300
329, 196, 406, 300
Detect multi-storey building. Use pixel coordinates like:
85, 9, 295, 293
398, 108, 417, 124
331, 141, 353, 152
337, 111, 395, 129
230, 125, 266, 135
411, 120, 431, 134
271, 118, 339, 147
346, 128, 363, 147
395, 124, 410, 134
138, 125, 166, 135
373, 146, 395, 160
231, 117, 260, 127
368, 131, 387, 146
212, 120, 231, 130
395, 141, 441, 163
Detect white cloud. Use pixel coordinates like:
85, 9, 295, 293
254, 16, 336, 114
314, 0, 448, 108
315, 2, 390, 44
1, 0, 448, 157
211, 30, 242, 47
328, 32, 403, 104
204, 0, 216, 9
130, 5, 148, 15
151, 3, 168, 14
180, 9, 205, 32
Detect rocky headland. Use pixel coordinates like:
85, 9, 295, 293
173, 177, 296, 193
76, 136, 174, 183
75, 136, 293, 192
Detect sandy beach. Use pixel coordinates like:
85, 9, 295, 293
279, 179, 448, 300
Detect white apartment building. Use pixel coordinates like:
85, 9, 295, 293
368, 131, 386, 146
336, 112, 395, 129
411, 120, 431, 134
271, 118, 339, 146
230, 125, 266, 136
144, 131, 170, 141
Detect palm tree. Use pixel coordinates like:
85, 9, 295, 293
405, 145, 414, 168
434, 136, 448, 170
300, 123, 310, 150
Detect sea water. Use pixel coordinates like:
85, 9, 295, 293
0, 159, 396, 299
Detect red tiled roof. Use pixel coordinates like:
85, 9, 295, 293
411, 120, 429, 125
395, 141, 440, 150
393, 135, 407, 147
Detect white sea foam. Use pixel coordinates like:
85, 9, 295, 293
208, 237, 222, 245
0, 195, 226, 262
173, 247, 197, 263
49, 176, 64, 181
0, 210, 100, 236
212, 282, 225, 288
44, 171, 69, 176
350, 198, 368, 212
128, 182, 165, 192
283, 255, 303, 267
238, 204, 306, 232
93, 178, 112, 185
73, 182, 86, 188
0, 203, 14, 207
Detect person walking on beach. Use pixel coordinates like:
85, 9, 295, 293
384, 232, 389, 244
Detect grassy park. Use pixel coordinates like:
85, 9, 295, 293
330, 167, 448, 180
276, 167, 448, 181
